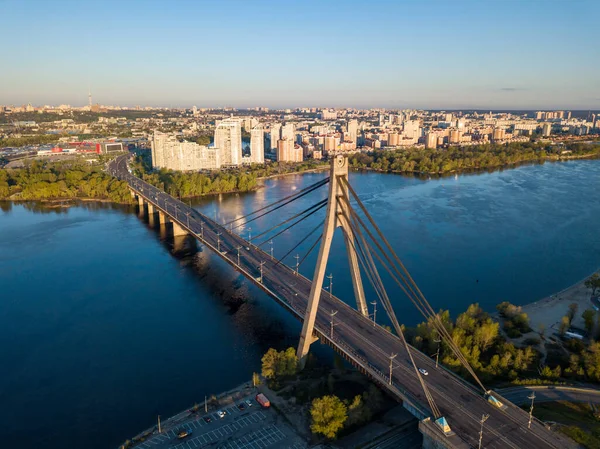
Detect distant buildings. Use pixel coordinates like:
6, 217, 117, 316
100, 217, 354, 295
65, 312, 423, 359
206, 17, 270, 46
270, 123, 281, 150
277, 138, 302, 162
214, 118, 242, 166
250, 125, 264, 164
151, 132, 220, 171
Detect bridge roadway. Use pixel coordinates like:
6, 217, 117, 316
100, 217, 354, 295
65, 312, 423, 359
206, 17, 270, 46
109, 155, 576, 449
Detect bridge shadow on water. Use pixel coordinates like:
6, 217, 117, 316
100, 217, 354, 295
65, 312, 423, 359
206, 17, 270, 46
132, 206, 333, 359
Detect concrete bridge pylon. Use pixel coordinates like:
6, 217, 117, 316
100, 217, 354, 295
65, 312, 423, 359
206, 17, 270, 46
297, 154, 368, 368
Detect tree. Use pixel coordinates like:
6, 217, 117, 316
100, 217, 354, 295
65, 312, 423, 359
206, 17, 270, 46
474, 320, 499, 351
252, 372, 261, 387
567, 303, 579, 323
559, 316, 570, 336
261, 348, 279, 379
310, 395, 347, 439
582, 309, 596, 335
346, 395, 372, 426
585, 274, 600, 296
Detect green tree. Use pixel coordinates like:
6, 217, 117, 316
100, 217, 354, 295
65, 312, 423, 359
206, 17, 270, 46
582, 309, 596, 335
261, 348, 279, 379
346, 395, 372, 427
310, 395, 348, 439
559, 316, 570, 336
585, 274, 600, 296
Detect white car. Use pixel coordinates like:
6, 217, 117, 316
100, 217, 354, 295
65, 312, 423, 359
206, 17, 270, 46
245, 399, 253, 407
217, 410, 227, 419
418, 368, 429, 376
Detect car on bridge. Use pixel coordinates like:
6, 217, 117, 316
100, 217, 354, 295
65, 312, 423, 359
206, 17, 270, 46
418, 368, 429, 376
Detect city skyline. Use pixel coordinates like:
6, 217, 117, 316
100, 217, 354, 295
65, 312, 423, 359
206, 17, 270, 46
2, 0, 599, 109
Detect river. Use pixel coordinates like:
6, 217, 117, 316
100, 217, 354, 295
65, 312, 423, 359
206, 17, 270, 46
1, 159, 599, 448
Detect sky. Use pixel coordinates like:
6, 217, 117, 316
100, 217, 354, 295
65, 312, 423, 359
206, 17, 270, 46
1, 0, 599, 109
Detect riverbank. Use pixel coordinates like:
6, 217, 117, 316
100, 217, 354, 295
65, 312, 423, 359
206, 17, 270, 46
350, 151, 600, 178
519, 268, 600, 335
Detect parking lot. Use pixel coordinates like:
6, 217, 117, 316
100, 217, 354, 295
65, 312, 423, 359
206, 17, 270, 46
133, 395, 306, 449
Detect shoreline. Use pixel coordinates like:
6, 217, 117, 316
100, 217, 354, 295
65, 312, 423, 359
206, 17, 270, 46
516, 267, 600, 334
349, 152, 600, 178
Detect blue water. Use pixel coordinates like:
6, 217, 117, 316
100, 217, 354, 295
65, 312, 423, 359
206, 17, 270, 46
1, 159, 599, 448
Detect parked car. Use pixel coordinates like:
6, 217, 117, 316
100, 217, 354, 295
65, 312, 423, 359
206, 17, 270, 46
177, 429, 192, 439
245, 399, 253, 407
237, 403, 245, 411
203, 416, 212, 423
217, 410, 227, 419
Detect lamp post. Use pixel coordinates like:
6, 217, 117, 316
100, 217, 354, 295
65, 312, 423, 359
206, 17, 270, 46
248, 227, 252, 246
295, 254, 300, 275
200, 221, 204, 239
478, 414, 489, 449
258, 261, 265, 283
528, 392, 536, 429
434, 336, 441, 368
236, 246, 242, 266
217, 232, 221, 252
330, 309, 338, 338
327, 273, 333, 297
370, 301, 377, 326
269, 240, 274, 260
388, 353, 397, 385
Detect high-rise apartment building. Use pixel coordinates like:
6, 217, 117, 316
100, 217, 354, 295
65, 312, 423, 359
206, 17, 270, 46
347, 119, 358, 143
151, 131, 220, 171
403, 120, 421, 139
281, 123, 295, 143
425, 132, 437, 149
270, 123, 281, 150
250, 125, 264, 164
277, 139, 302, 162
214, 118, 242, 166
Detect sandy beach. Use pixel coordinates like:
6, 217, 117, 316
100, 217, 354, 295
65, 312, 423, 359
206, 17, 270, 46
521, 268, 600, 333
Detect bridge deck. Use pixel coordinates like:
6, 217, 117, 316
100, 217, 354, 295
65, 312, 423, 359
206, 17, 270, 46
109, 155, 576, 449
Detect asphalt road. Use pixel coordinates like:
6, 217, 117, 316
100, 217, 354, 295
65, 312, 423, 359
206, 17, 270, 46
109, 155, 577, 449
498, 385, 600, 406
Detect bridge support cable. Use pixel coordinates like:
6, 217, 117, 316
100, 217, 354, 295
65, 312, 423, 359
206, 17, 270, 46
255, 201, 328, 249
340, 177, 487, 393
251, 199, 327, 242
342, 195, 486, 393
339, 202, 442, 419
272, 219, 325, 270
226, 177, 329, 230
297, 233, 323, 269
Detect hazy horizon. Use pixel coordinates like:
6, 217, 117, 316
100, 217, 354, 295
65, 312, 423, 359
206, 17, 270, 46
2, 0, 599, 109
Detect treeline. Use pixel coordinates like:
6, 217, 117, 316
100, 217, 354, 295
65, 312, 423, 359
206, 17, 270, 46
349, 142, 600, 174
0, 159, 132, 203
0, 134, 65, 148
131, 153, 327, 199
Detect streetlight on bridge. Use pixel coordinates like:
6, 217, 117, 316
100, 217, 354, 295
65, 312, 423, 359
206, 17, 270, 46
327, 273, 333, 297
370, 301, 377, 326
329, 309, 338, 338
294, 254, 300, 275
258, 261, 265, 283
528, 392, 536, 429
217, 232, 222, 252
478, 413, 490, 449
388, 353, 397, 385
236, 246, 242, 266
269, 240, 274, 260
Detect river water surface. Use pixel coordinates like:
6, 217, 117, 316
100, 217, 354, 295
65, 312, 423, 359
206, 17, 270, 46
1, 160, 600, 448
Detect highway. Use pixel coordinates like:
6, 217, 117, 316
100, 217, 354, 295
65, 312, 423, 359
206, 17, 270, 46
109, 154, 577, 449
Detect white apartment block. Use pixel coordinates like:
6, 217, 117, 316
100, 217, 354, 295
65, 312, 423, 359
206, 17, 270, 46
151, 132, 220, 171
214, 118, 242, 166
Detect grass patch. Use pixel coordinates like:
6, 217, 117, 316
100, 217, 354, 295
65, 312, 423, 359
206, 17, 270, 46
531, 402, 600, 448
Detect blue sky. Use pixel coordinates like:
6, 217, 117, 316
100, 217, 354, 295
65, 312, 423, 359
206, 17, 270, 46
1, 0, 599, 109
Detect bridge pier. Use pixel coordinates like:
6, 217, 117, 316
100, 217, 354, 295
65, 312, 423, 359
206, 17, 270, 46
171, 220, 188, 237
158, 210, 169, 226
419, 419, 469, 449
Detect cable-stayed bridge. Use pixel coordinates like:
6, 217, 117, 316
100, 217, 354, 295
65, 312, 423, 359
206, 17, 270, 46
108, 154, 575, 449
